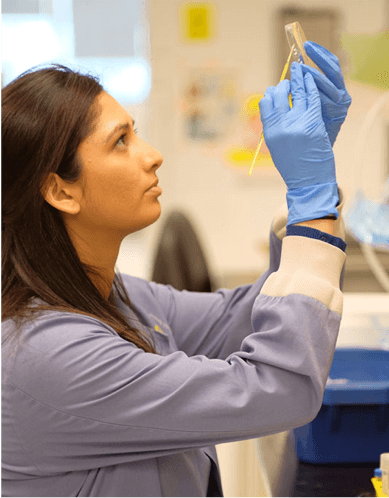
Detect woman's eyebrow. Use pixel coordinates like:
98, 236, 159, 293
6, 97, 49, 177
104, 119, 135, 144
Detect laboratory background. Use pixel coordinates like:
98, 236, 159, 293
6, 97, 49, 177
2, 0, 389, 496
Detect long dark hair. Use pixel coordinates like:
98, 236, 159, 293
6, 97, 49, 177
2, 65, 156, 353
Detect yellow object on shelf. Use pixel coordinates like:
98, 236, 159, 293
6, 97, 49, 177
372, 477, 387, 497
224, 146, 273, 167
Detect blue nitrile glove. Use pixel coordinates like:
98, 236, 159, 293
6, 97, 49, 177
302, 41, 352, 146
259, 62, 339, 226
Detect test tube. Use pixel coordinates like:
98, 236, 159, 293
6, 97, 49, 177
249, 22, 320, 176
284, 22, 321, 78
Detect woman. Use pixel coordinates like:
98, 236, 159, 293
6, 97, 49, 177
2, 43, 351, 497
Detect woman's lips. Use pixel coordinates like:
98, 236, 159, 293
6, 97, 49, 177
146, 184, 162, 195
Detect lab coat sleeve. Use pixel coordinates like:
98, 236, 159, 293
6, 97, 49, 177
144, 230, 279, 360
146, 189, 346, 359
2, 234, 346, 477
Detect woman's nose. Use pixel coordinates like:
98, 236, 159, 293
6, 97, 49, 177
153, 148, 163, 170
143, 140, 163, 171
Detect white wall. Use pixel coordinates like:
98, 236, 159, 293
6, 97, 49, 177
117, 0, 389, 284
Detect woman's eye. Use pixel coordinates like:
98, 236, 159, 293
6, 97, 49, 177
115, 128, 138, 148
115, 133, 127, 147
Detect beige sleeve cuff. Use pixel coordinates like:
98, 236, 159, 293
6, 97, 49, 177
271, 187, 346, 241
260, 235, 347, 315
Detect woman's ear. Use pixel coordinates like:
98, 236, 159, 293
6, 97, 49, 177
41, 173, 82, 215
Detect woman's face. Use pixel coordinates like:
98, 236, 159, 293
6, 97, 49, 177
75, 91, 163, 236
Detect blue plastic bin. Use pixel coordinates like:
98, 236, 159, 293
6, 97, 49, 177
294, 348, 389, 464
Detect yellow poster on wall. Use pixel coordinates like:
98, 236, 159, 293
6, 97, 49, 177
180, 2, 215, 42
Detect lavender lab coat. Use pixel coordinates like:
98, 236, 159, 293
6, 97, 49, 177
2, 225, 346, 496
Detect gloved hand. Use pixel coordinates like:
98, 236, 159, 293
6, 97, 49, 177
259, 62, 339, 226
302, 41, 352, 146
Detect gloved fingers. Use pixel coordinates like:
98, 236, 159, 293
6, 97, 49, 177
259, 86, 276, 119
290, 62, 307, 113
300, 63, 341, 103
273, 79, 291, 114
304, 41, 340, 66
304, 41, 346, 90
304, 72, 322, 115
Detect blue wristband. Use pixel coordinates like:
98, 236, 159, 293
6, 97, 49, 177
286, 225, 347, 252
